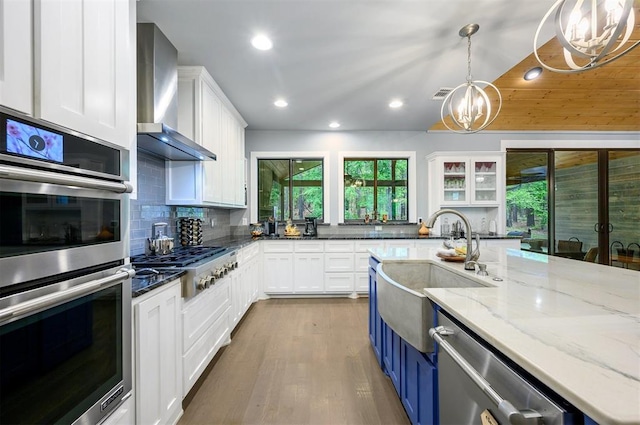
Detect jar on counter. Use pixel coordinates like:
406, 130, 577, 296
250, 223, 264, 237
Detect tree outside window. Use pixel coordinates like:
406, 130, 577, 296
344, 158, 408, 221
258, 158, 323, 222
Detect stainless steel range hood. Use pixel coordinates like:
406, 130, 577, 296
137, 23, 216, 161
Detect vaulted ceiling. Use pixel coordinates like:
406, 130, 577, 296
430, 26, 640, 132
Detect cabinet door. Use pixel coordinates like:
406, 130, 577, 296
368, 260, 383, 367
383, 323, 401, 396
263, 253, 293, 293
441, 159, 469, 205
355, 272, 369, 292
35, 0, 134, 149
401, 340, 437, 425
135, 282, 182, 425
220, 108, 235, 205
293, 253, 324, 293
470, 157, 500, 205
324, 272, 354, 293
0, 0, 32, 114
202, 80, 223, 203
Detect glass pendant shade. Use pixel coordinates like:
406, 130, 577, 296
534, 0, 639, 73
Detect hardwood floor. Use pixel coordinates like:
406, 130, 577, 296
179, 298, 410, 425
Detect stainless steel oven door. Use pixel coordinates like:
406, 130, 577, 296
0, 163, 131, 288
0, 265, 134, 425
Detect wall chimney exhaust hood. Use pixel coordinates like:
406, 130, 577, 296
136, 23, 216, 161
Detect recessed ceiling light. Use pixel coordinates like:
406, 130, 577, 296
274, 99, 288, 108
251, 34, 273, 51
389, 100, 403, 108
329, 122, 340, 129
524, 67, 543, 81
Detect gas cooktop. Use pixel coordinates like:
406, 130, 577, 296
130, 246, 228, 268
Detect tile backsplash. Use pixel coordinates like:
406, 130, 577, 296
130, 152, 231, 255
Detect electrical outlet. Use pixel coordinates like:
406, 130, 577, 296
375, 225, 382, 231
418, 216, 423, 223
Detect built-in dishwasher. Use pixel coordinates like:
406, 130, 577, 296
430, 311, 579, 425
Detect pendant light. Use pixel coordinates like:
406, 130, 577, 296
534, 0, 639, 73
440, 24, 502, 134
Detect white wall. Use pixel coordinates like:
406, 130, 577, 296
231, 129, 638, 226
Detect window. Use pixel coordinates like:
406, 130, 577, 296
343, 158, 408, 222
257, 158, 324, 222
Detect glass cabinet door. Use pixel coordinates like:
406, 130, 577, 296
442, 161, 467, 203
472, 160, 498, 203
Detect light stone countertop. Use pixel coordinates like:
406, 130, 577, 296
369, 246, 640, 425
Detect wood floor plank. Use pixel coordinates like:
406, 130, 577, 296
179, 298, 410, 425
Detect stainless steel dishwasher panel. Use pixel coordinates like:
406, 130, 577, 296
435, 312, 576, 425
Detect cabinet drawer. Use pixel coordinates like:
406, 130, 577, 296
325, 273, 354, 293
182, 277, 230, 352
355, 253, 372, 273
385, 240, 415, 249
355, 273, 369, 293
262, 241, 294, 253
355, 240, 385, 252
324, 241, 355, 253
324, 253, 355, 272
294, 240, 324, 253
239, 243, 260, 262
182, 307, 230, 396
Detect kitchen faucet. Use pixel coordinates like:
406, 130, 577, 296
425, 209, 480, 271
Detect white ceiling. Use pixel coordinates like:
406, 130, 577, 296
136, 0, 555, 132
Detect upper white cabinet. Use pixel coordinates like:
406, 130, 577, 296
0, 0, 33, 115
0, 0, 136, 150
426, 151, 505, 234
168, 66, 247, 208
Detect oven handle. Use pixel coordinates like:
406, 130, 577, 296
430, 326, 544, 425
0, 164, 133, 194
0, 268, 135, 324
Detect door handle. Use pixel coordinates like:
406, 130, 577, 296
430, 326, 544, 425
594, 223, 600, 233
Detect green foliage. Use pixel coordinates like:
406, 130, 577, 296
506, 181, 548, 226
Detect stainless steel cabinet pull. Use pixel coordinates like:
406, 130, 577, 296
0, 268, 135, 324
429, 326, 544, 425
0, 164, 133, 193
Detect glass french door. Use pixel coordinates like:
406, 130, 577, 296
507, 149, 639, 270
607, 151, 640, 270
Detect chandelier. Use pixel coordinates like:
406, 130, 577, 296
534, 0, 639, 73
440, 24, 502, 134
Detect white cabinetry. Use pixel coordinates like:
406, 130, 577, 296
134, 280, 182, 425
294, 241, 324, 293
36, 0, 135, 150
427, 152, 505, 235
169, 66, 247, 208
231, 243, 260, 331
324, 241, 355, 293
0, 0, 32, 114
263, 241, 294, 293
182, 275, 231, 396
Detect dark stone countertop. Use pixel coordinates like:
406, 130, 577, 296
131, 269, 186, 298
201, 233, 518, 250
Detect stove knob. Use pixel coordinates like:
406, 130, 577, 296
204, 275, 212, 288
209, 274, 216, 285
233, 261, 238, 269
197, 277, 208, 290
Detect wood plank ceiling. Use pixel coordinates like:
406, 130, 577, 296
430, 10, 640, 133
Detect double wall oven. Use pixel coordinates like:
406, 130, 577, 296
0, 107, 133, 425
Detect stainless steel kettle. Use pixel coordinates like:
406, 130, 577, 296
145, 222, 174, 255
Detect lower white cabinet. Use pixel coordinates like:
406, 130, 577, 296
293, 253, 325, 292
263, 253, 294, 293
325, 273, 355, 293
230, 245, 260, 331
134, 280, 183, 425
182, 277, 230, 396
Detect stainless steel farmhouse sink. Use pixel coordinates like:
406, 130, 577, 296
376, 260, 492, 353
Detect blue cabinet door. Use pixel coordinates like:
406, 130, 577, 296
383, 322, 401, 396
401, 339, 437, 425
368, 257, 383, 367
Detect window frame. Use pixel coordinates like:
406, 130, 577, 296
338, 151, 417, 224
250, 151, 331, 224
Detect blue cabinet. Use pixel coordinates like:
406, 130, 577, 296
401, 339, 437, 425
368, 256, 383, 367
383, 322, 401, 396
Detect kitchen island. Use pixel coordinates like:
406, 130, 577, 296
370, 246, 640, 425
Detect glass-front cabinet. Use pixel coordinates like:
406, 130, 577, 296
432, 155, 501, 206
